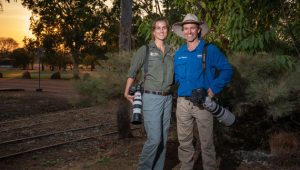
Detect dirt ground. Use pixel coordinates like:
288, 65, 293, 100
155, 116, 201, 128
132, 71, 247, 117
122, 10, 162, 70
0, 78, 299, 170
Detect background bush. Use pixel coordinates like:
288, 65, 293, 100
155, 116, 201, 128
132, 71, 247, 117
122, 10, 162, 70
74, 52, 132, 105
228, 52, 299, 121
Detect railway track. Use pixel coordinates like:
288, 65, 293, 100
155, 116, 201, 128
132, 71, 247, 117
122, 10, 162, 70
0, 123, 115, 159
0, 121, 140, 160
0, 105, 140, 160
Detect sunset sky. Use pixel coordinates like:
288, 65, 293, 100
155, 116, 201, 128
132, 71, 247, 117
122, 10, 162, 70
0, 1, 113, 48
0, 1, 33, 47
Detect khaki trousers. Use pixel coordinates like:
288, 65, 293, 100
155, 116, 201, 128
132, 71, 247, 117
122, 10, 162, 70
176, 97, 217, 170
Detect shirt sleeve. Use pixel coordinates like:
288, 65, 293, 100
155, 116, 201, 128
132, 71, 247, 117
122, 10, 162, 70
127, 46, 146, 78
208, 45, 233, 94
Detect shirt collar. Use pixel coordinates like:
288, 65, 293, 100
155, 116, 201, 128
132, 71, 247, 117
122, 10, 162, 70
148, 40, 171, 54
183, 38, 206, 52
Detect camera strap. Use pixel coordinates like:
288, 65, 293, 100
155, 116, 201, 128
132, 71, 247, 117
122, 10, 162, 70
144, 44, 150, 76
138, 44, 149, 86
201, 43, 211, 93
202, 43, 210, 72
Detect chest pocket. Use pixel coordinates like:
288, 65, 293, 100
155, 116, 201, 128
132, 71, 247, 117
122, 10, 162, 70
175, 59, 187, 79
190, 56, 203, 79
148, 54, 162, 74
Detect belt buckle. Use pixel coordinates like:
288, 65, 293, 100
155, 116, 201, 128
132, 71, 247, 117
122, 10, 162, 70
162, 91, 169, 96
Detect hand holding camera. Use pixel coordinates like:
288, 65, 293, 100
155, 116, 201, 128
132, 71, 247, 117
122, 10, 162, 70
129, 84, 143, 125
190, 88, 235, 126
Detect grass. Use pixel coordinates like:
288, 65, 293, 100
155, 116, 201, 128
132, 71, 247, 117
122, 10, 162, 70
1, 69, 78, 79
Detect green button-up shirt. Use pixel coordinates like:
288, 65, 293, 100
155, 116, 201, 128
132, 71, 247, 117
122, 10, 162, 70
127, 41, 174, 92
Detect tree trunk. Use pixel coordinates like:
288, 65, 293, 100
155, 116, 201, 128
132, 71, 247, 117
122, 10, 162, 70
117, 0, 133, 139
119, 0, 132, 52
71, 50, 80, 79
117, 98, 133, 139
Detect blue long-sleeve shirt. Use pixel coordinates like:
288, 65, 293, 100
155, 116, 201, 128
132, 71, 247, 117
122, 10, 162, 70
174, 39, 233, 96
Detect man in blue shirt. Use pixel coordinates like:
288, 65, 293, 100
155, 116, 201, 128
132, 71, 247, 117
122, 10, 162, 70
172, 14, 233, 170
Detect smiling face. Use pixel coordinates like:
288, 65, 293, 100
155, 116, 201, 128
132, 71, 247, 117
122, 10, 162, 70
182, 23, 201, 42
152, 20, 169, 41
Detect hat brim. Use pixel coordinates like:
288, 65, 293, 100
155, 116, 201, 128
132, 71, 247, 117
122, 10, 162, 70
172, 21, 209, 39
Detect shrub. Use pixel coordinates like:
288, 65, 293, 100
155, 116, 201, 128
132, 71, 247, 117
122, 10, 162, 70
50, 72, 61, 79
22, 71, 31, 79
75, 52, 132, 105
228, 53, 299, 120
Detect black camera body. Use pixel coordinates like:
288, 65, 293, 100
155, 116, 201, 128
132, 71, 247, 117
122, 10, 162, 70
190, 88, 235, 126
190, 88, 207, 104
129, 84, 143, 124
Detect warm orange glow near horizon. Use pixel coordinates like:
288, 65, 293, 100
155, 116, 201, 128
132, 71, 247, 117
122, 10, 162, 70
0, 1, 34, 47
0, 1, 113, 48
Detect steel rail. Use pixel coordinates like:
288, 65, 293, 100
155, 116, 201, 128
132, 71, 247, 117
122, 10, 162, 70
0, 127, 140, 160
0, 114, 114, 133
0, 122, 113, 145
0, 107, 100, 126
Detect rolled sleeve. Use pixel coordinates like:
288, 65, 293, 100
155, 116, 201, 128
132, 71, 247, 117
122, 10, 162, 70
127, 46, 146, 78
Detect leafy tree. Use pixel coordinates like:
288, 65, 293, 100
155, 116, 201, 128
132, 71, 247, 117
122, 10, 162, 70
21, 0, 109, 79
10, 48, 31, 69
23, 37, 40, 69
171, 0, 300, 56
135, 0, 186, 48
0, 37, 19, 58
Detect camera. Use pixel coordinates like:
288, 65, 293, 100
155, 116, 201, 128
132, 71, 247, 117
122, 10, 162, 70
129, 84, 143, 124
190, 88, 235, 126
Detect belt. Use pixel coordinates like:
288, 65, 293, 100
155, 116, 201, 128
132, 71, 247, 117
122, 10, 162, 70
180, 96, 205, 109
144, 90, 170, 96
184, 96, 191, 101
178, 96, 191, 100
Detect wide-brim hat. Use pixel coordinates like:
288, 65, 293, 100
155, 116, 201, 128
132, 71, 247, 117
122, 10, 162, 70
172, 13, 209, 39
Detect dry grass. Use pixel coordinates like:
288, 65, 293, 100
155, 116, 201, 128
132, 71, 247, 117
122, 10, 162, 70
268, 132, 300, 169
269, 132, 299, 156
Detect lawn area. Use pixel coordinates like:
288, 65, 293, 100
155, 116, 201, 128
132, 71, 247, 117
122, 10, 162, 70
1, 69, 75, 79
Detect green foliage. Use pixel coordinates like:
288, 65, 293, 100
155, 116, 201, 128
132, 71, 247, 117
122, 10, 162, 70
229, 53, 299, 120
75, 75, 120, 105
81, 54, 101, 71
22, 0, 110, 78
137, 18, 152, 41
170, 0, 300, 55
75, 52, 132, 105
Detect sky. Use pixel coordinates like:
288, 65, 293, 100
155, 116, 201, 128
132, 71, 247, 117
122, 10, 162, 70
0, 1, 33, 47
0, 1, 113, 48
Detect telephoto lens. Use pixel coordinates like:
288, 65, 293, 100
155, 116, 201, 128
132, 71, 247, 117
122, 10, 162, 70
131, 84, 143, 124
203, 97, 235, 126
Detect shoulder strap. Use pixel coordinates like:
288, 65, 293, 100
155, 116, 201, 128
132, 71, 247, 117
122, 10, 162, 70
202, 43, 210, 71
144, 44, 149, 75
